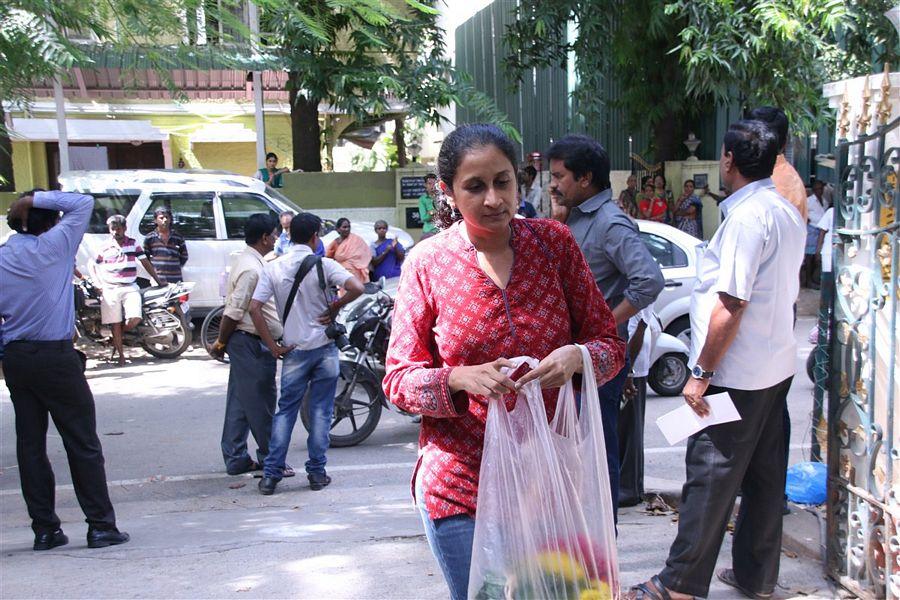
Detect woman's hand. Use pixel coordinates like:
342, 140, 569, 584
448, 359, 518, 397
515, 345, 582, 390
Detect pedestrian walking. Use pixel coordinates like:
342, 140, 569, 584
143, 207, 188, 283
1, 190, 130, 551
210, 214, 287, 477
250, 213, 364, 495
626, 120, 805, 600
547, 134, 664, 519
383, 124, 624, 600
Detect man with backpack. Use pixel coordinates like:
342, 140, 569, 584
249, 213, 364, 495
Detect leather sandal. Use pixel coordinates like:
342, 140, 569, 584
628, 575, 681, 600
716, 568, 772, 599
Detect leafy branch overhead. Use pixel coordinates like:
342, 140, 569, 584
503, 0, 899, 154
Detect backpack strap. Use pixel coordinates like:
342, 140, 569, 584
282, 254, 320, 324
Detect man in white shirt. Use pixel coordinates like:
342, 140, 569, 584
249, 213, 364, 495
802, 179, 827, 288
628, 120, 805, 600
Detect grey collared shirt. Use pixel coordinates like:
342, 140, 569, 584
566, 189, 664, 332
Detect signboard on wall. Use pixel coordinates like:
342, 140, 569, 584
400, 176, 427, 200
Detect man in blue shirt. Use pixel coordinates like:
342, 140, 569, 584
1, 190, 130, 551
275, 211, 325, 257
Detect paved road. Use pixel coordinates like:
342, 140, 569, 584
0, 316, 832, 598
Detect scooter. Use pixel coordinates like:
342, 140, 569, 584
75, 277, 195, 360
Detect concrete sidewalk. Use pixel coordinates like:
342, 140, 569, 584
0, 468, 835, 599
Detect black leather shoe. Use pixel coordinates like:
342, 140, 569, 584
34, 529, 68, 551
87, 528, 130, 549
308, 472, 332, 491
258, 477, 279, 495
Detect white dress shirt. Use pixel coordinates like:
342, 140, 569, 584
689, 178, 806, 391
252, 243, 352, 350
816, 207, 834, 273
627, 305, 660, 378
806, 194, 826, 224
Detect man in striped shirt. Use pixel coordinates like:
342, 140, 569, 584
93, 215, 161, 365
143, 208, 188, 283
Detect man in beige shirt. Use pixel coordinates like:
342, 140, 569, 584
749, 107, 808, 222
210, 214, 290, 476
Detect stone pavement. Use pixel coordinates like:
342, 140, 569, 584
0, 465, 835, 599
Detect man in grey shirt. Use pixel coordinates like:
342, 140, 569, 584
548, 135, 664, 516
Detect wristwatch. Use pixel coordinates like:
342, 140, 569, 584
690, 364, 715, 380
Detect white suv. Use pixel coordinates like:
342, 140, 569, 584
636, 220, 706, 345
61, 170, 414, 316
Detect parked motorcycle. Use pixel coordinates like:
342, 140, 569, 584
647, 331, 690, 396
75, 277, 194, 359
300, 278, 398, 447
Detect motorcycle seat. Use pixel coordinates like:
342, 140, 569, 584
141, 285, 170, 301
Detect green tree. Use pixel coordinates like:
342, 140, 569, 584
0, 0, 246, 189
666, 0, 900, 133
261, 0, 518, 172
504, 0, 899, 161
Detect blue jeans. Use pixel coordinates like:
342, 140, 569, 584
416, 476, 475, 600
263, 343, 339, 479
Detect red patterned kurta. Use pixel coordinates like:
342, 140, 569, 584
383, 218, 624, 520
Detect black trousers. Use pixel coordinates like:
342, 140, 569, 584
618, 376, 646, 506
3, 340, 116, 534
658, 376, 793, 597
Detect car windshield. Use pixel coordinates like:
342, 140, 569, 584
265, 186, 303, 214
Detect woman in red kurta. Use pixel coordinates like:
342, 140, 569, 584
383, 124, 624, 600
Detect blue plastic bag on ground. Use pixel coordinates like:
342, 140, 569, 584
785, 461, 827, 505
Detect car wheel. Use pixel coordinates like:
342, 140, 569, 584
666, 315, 691, 347
648, 352, 689, 396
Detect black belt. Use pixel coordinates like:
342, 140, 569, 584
234, 330, 262, 341
6, 339, 74, 350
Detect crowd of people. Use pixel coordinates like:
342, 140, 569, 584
2, 104, 812, 600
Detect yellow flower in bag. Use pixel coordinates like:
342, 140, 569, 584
534, 551, 586, 582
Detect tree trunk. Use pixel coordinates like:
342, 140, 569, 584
652, 109, 683, 164
289, 72, 322, 172
394, 117, 407, 167
0, 104, 15, 192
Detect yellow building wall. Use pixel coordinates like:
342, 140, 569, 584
11, 104, 297, 186
192, 141, 256, 175
11, 141, 49, 191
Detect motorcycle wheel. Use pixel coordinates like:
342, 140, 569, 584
200, 306, 229, 364
141, 312, 192, 359
806, 350, 815, 383
300, 367, 383, 448
648, 352, 689, 397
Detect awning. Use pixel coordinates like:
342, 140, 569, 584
189, 123, 256, 143
10, 118, 168, 143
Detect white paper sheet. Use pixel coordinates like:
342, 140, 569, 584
655, 392, 742, 445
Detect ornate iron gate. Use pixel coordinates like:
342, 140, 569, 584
821, 116, 899, 597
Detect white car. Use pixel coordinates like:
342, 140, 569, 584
636, 220, 706, 345
60, 170, 414, 317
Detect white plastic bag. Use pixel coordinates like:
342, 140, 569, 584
468, 346, 619, 599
